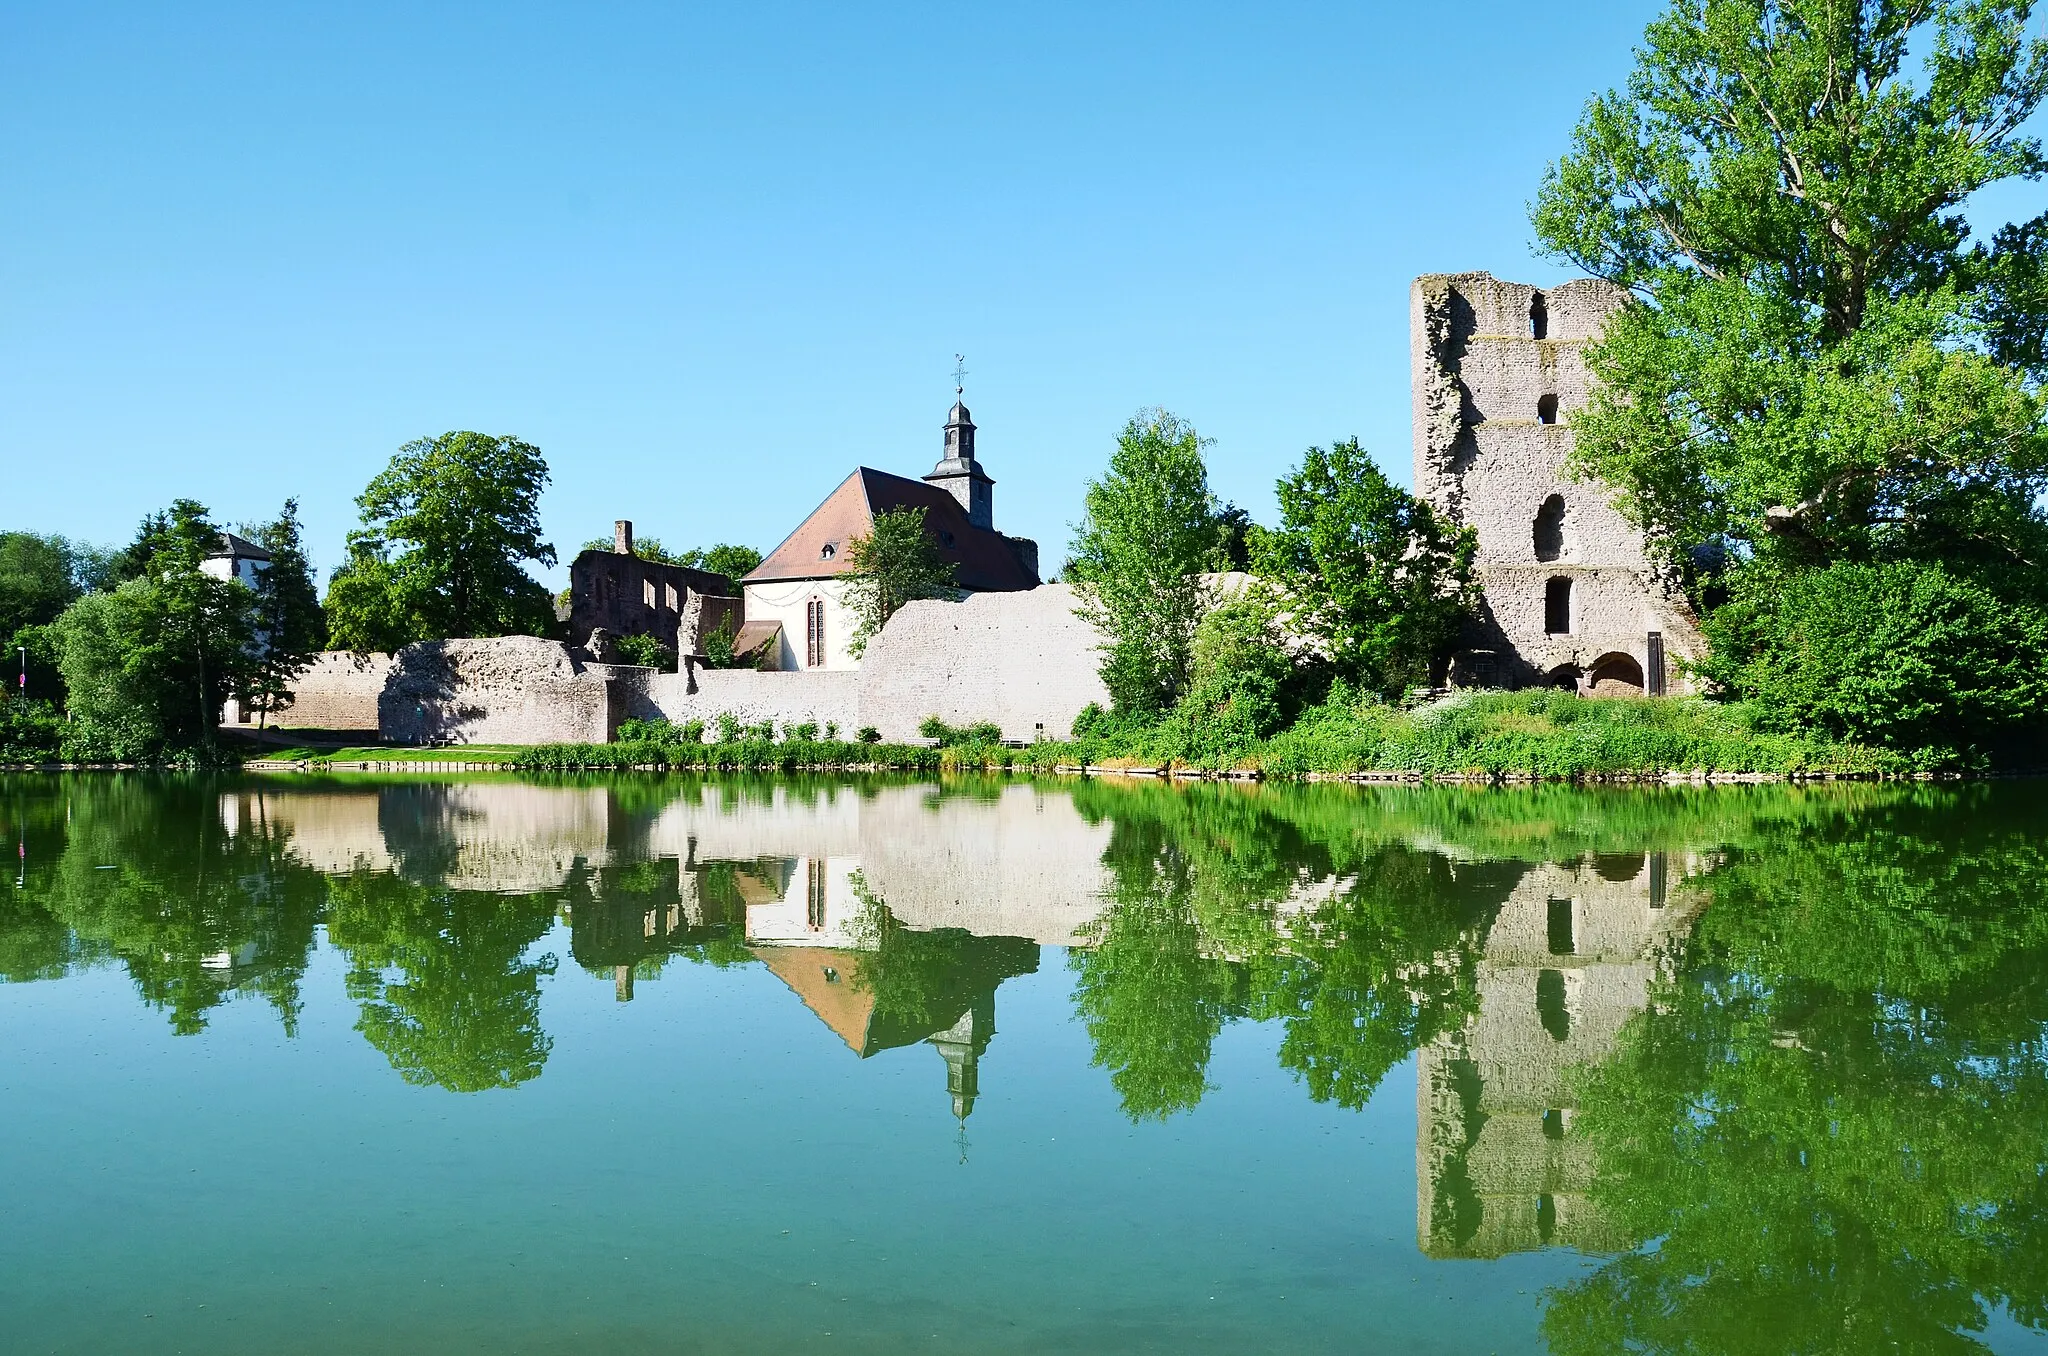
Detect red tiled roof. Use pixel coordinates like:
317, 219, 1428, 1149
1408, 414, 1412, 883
743, 467, 1036, 593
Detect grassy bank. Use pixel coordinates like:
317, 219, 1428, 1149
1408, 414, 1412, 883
508, 692, 1917, 779
1033, 690, 1914, 778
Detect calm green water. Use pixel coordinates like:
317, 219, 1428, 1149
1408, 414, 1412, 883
2, 775, 2045, 1355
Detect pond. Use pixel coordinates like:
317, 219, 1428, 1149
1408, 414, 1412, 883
2, 773, 2045, 1354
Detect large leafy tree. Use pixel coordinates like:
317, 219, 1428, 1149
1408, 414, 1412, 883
241, 498, 328, 728
841, 506, 958, 657
1257, 438, 1476, 697
0, 532, 114, 705
325, 432, 556, 649
1531, 0, 2048, 577
1068, 410, 1223, 715
53, 500, 260, 762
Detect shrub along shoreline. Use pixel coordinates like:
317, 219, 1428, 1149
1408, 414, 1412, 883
502, 691, 1934, 781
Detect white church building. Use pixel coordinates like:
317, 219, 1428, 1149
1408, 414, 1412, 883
736, 399, 1041, 671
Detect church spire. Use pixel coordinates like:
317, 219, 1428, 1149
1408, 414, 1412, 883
926, 353, 994, 529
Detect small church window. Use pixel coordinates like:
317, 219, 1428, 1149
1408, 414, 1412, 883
1545, 576, 1573, 634
1534, 494, 1568, 562
1530, 292, 1548, 340
806, 598, 826, 668
1537, 393, 1559, 424
820, 543, 836, 561
939, 530, 956, 548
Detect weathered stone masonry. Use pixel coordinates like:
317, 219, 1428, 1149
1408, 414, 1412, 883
1412, 272, 1706, 694
272, 584, 1111, 746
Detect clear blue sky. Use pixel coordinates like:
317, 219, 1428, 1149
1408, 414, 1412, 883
2, 2, 2038, 586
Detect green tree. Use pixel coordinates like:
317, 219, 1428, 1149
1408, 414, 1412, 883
1530, 0, 2048, 576
0, 532, 113, 704
325, 432, 556, 649
1701, 558, 2048, 758
241, 498, 328, 728
840, 506, 958, 657
52, 500, 260, 762
1258, 438, 1476, 697
1068, 410, 1222, 715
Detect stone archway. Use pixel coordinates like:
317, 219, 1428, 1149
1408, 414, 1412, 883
1587, 652, 1645, 697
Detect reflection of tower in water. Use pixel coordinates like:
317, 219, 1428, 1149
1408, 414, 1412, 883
1417, 851, 1702, 1258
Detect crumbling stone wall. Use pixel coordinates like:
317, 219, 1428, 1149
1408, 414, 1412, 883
261, 650, 395, 730
275, 584, 1112, 747
377, 636, 614, 745
1412, 272, 1707, 693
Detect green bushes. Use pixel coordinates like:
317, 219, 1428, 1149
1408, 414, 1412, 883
1046, 688, 1902, 777
510, 736, 940, 773
918, 715, 1003, 746
1700, 561, 2048, 763
0, 699, 66, 762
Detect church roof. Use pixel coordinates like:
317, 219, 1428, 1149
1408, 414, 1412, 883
208, 531, 272, 563
743, 466, 1035, 591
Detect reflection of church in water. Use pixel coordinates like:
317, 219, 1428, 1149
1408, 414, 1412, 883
1418, 851, 1704, 1258
563, 845, 1036, 1122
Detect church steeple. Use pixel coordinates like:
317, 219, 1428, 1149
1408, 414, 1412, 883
925, 355, 994, 530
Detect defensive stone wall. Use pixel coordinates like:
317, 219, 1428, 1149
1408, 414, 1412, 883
273, 582, 1112, 746
857, 583, 1110, 742
619, 667, 862, 737
261, 651, 394, 730
376, 637, 615, 745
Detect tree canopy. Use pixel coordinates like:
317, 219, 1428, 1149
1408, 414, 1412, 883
841, 506, 958, 658
325, 432, 556, 650
1067, 410, 1224, 715
52, 500, 260, 763
1257, 437, 1476, 697
1531, 0, 2048, 579
241, 498, 327, 728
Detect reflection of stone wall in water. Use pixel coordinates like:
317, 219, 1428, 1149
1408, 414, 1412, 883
1417, 853, 1705, 1259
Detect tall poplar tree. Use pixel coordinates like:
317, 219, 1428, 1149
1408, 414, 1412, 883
1530, 0, 2048, 575
1067, 410, 1222, 715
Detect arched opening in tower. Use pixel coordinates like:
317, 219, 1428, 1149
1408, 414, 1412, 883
1534, 494, 1568, 562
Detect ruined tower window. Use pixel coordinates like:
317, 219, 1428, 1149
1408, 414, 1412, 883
666, 583, 679, 611
644, 578, 656, 608
1542, 1109, 1566, 1141
1530, 292, 1548, 340
1534, 494, 1568, 561
806, 598, 826, 668
1537, 393, 1559, 424
1545, 576, 1573, 634
1547, 897, 1575, 956
1538, 969, 1571, 1041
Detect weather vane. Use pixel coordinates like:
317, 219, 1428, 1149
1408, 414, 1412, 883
952, 353, 968, 398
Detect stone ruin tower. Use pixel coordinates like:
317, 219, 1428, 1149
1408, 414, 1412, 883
1411, 273, 1705, 694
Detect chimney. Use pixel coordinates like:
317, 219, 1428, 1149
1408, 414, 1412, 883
614, 520, 634, 555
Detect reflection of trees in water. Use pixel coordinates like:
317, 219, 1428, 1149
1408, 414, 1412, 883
1, 775, 323, 1032
845, 873, 1037, 1045
1067, 782, 1511, 1121
1543, 786, 2048, 1355
325, 871, 558, 1092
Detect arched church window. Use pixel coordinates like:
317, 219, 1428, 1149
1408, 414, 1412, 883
806, 597, 826, 668
1534, 495, 1568, 562
1537, 393, 1559, 424
1545, 576, 1573, 634
1530, 292, 1548, 340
